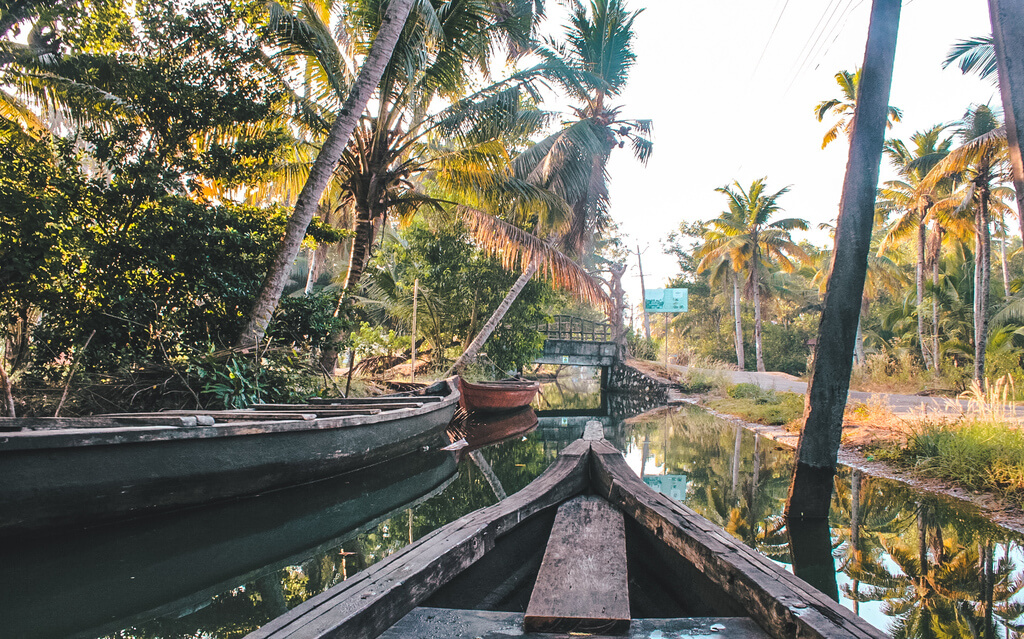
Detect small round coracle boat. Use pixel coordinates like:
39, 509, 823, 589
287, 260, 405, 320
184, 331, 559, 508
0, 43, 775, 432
458, 377, 541, 413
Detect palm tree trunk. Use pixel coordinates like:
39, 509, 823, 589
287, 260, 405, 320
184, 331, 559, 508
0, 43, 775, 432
446, 261, 539, 375
236, 0, 416, 348
988, 0, 1024, 242
917, 216, 929, 370
1000, 219, 1010, 296
752, 259, 766, 373
854, 315, 866, 366
733, 275, 745, 370
787, 0, 900, 521
932, 225, 943, 369
974, 191, 991, 384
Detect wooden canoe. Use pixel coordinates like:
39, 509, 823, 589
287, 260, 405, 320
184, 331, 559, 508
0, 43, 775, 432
0, 377, 460, 535
1, 448, 458, 639
458, 378, 540, 413
247, 423, 886, 639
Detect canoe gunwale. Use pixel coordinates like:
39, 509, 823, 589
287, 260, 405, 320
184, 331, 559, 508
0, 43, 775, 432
245, 434, 886, 639
0, 378, 460, 451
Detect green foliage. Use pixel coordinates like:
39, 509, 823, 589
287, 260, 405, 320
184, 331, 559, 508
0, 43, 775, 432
269, 293, 351, 350
877, 420, 1024, 507
188, 351, 325, 410
709, 388, 804, 426
626, 328, 658, 360
363, 220, 553, 373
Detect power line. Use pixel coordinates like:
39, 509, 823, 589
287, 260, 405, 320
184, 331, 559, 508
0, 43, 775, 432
749, 0, 793, 79
784, 0, 856, 95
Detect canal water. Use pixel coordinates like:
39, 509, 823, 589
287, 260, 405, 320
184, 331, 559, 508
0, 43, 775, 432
5, 368, 1022, 639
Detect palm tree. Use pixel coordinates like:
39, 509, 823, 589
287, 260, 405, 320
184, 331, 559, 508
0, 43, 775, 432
922, 104, 1009, 384
877, 125, 953, 370
814, 68, 902, 150
246, 0, 570, 368
238, 0, 418, 348
696, 178, 808, 372
448, 0, 652, 373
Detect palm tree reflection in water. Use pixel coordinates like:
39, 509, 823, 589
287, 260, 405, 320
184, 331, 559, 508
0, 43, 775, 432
627, 405, 1024, 638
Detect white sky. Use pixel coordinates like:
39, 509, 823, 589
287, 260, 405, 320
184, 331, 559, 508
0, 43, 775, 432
592, 0, 998, 310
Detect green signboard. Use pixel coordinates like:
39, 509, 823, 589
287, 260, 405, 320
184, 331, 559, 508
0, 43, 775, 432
644, 288, 688, 313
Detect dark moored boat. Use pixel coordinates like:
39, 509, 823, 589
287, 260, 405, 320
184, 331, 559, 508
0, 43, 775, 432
0, 378, 460, 535
0, 448, 458, 639
459, 378, 540, 413
247, 423, 885, 639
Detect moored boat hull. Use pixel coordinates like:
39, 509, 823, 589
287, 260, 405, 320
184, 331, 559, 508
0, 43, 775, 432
0, 378, 460, 535
458, 378, 540, 413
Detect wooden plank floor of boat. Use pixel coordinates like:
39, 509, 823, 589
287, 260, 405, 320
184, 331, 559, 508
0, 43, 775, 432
523, 495, 630, 634
380, 607, 771, 638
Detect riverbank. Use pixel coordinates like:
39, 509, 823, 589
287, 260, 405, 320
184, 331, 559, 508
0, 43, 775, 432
626, 358, 1024, 534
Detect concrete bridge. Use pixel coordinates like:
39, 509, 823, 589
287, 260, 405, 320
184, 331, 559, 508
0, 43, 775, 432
533, 315, 622, 368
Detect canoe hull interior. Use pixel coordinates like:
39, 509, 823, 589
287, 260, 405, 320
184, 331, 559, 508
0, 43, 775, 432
247, 432, 886, 639
0, 378, 460, 535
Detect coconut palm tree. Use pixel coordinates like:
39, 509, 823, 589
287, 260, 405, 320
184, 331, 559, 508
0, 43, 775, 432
448, 0, 652, 373
696, 178, 808, 372
814, 68, 902, 150
247, 0, 576, 368
922, 104, 1009, 384
877, 125, 953, 370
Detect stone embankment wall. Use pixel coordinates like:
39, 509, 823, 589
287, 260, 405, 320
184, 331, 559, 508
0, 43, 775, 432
605, 362, 667, 414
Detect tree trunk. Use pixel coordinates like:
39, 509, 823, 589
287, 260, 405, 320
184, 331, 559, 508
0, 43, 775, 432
236, 0, 416, 348
974, 190, 991, 385
854, 315, 866, 366
446, 261, 539, 375
916, 214, 929, 370
733, 275, 745, 370
988, 0, 1024, 242
1000, 218, 1010, 296
932, 225, 943, 368
0, 356, 14, 417
752, 258, 766, 372
786, 0, 900, 521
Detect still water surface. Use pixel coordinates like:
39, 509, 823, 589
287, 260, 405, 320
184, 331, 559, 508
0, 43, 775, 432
5, 370, 1023, 639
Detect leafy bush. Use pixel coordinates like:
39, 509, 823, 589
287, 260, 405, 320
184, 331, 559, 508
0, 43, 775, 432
727, 383, 762, 399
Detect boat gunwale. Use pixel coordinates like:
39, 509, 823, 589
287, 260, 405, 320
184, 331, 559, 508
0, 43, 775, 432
0, 378, 460, 451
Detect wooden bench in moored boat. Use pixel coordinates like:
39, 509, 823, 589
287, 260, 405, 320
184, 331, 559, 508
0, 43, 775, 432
523, 495, 630, 635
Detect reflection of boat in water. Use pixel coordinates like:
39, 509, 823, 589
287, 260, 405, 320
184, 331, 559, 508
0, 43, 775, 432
0, 378, 460, 534
0, 447, 458, 639
458, 378, 540, 413
458, 407, 538, 455
250, 425, 884, 639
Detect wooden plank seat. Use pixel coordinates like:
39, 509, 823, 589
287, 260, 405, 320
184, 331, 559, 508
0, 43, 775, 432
2, 415, 216, 430
381, 607, 771, 639
523, 495, 631, 635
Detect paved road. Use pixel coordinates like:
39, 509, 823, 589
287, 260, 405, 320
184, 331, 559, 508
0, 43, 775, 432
670, 365, 1000, 418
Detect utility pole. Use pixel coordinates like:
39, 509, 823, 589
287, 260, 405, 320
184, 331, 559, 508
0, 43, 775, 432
636, 245, 652, 340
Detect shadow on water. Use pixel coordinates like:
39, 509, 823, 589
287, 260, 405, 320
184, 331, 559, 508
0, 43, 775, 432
11, 373, 1024, 639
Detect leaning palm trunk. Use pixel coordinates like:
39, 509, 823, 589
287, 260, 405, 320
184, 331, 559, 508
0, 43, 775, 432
236, 0, 416, 349
733, 275, 745, 370
931, 225, 943, 369
446, 261, 540, 375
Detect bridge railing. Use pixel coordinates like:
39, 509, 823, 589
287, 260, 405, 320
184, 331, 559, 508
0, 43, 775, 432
537, 315, 612, 342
